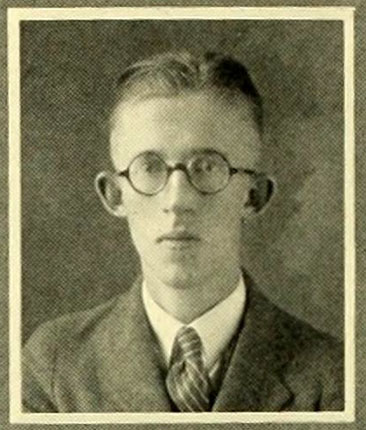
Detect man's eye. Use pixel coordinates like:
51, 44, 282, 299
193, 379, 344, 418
141, 161, 163, 173
194, 159, 216, 173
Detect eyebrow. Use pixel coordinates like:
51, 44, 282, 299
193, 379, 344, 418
133, 147, 230, 160
189, 147, 227, 155
177, 147, 231, 160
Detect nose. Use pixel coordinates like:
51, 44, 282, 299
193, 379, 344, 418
161, 168, 199, 214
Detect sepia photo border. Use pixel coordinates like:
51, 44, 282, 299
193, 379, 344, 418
8, 6, 355, 425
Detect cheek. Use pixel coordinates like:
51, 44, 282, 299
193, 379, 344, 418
122, 192, 161, 243
212, 187, 246, 218
204, 192, 245, 237
124, 208, 155, 255
124, 202, 152, 236
122, 187, 153, 216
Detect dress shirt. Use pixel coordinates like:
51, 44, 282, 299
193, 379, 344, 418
142, 276, 246, 379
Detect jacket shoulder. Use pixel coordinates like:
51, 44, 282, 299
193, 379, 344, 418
249, 282, 342, 352
270, 295, 341, 363
251, 287, 344, 410
22, 294, 123, 412
26, 294, 121, 347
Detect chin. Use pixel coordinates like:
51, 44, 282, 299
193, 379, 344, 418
155, 264, 200, 290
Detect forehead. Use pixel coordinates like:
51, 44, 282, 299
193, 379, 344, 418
110, 92, 261, 168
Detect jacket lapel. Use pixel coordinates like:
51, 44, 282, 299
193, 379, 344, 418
213, 277, 293, 411
94, 278, 172, 411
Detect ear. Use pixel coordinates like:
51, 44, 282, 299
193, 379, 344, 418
95, 171, 127, 218
244, 173, 276, 215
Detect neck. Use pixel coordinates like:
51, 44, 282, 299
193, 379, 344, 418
143, 266, 242, 324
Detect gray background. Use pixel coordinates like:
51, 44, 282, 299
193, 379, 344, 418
21, 19, 344, 341
2, 0, 365, 428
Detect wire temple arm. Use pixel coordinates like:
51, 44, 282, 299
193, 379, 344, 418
229, 167, 257, 176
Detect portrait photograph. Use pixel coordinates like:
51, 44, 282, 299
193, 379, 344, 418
7, 5, 357, 426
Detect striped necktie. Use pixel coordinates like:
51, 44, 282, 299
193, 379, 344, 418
166, 326, 212, 412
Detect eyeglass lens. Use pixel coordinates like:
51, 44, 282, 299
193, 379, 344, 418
129, 152, 167, 194
128, 151, 232, 195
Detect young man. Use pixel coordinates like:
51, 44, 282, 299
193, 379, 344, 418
23, 51, 343, 412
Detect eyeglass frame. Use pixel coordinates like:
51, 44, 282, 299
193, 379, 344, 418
115, 150, 260, 196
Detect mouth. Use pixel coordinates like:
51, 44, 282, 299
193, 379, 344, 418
156, 232, 201, 244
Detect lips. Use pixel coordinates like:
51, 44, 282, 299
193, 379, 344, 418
156, 231, 200, 243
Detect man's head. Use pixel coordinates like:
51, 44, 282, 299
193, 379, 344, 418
96, 51, 274, 289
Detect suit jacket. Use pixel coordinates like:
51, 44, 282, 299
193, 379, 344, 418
22, 274, 344, 412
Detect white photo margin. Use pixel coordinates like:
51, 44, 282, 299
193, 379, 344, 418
8, 6, 356, 425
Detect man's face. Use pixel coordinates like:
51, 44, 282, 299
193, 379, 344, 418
110, 92, 261, 288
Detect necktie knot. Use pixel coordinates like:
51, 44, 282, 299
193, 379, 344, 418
171, 326, 203, 365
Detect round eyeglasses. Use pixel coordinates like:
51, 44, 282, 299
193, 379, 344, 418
116, 150, 257, 196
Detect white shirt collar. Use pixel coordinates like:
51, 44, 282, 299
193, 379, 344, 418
142, 276, 246, 371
